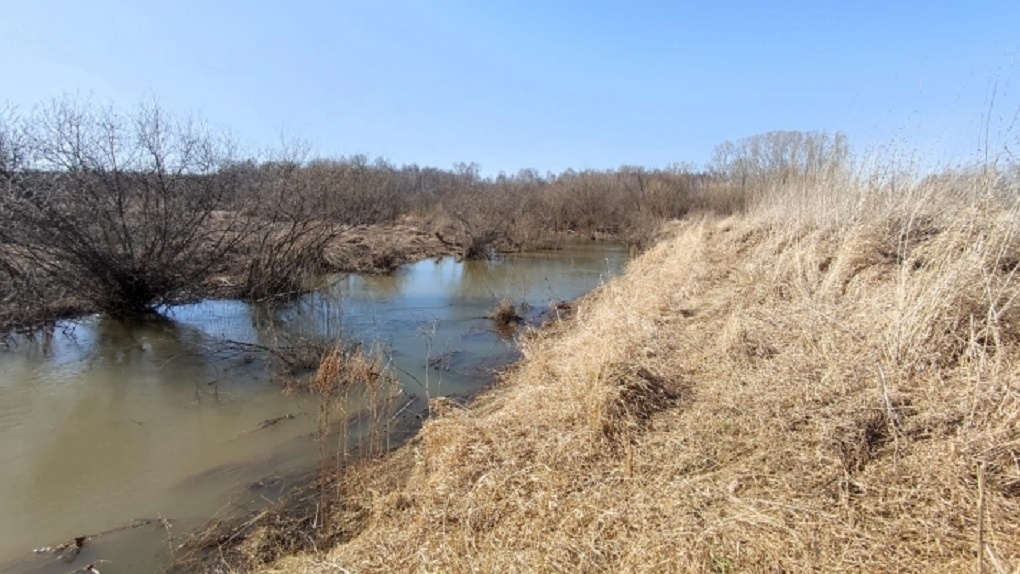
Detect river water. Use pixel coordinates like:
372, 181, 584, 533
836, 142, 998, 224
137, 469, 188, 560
0, 243, 627, 573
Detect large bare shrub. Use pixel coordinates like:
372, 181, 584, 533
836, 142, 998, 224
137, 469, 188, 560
4, 99, 245, 318
0, 106, 34, 330
709, 130, 850, 207
237, 155, 344, 300
432, 163, 521, 259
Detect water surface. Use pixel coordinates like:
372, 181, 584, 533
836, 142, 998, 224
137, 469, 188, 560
0, 243, 626, 572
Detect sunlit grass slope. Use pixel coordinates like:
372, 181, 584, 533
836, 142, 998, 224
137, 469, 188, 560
270, 166, 1020, 573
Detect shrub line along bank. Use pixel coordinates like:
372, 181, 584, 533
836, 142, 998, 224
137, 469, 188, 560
1, 99, 848, 333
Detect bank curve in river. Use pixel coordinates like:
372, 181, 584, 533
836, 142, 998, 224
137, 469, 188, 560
0, 242, 627, 574
268, 191, 1020, 573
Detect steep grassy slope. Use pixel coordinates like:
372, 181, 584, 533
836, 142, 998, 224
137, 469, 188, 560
267, 169, 1020, 573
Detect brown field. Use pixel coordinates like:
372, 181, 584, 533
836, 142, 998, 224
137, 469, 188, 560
234, 167, 1020, 573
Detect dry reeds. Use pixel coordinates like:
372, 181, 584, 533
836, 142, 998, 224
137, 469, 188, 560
488, 298, 524, 331
258, 164, 1020, 573
311, 343, 400, 464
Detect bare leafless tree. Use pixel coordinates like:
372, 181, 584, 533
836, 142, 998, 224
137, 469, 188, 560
4, 98, 247, 318
237, 150, 345, 300
711, 130, 850, 187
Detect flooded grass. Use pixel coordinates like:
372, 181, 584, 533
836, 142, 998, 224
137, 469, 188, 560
168, 344, 417, 574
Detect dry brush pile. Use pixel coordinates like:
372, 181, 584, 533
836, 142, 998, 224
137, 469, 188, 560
262, 164, 1019, 573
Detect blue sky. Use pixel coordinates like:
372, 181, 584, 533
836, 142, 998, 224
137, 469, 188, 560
2, 1, 1017, 174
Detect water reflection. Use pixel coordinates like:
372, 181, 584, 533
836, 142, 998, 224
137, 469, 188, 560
0, 241, 627, 573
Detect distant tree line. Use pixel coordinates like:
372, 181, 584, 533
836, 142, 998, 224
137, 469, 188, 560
0, 98, 851, 328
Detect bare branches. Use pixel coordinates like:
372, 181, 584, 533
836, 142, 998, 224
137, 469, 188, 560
710, 130, 851, 188
3, 98, 243, 318
4, 101, 847, 331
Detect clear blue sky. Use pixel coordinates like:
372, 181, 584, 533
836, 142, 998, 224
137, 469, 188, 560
2, 1, 1017, 174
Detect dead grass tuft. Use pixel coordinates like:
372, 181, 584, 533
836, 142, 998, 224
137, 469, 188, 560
488, 298, 524, 331
310, 344, 386, 398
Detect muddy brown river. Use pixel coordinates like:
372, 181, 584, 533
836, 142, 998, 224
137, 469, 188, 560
0, 243, 627, 573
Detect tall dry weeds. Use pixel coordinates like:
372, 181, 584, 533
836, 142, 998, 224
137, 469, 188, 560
256, 163, 1020, 573
310, 342, 402, 528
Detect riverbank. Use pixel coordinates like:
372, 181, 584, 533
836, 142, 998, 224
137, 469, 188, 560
0, 241, 627, 573
0, 222, 458, 333
1, 221, 606, 336
235, 169, 1020, 573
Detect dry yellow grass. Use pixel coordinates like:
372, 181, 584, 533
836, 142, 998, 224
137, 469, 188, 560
264, 166, 1020, 573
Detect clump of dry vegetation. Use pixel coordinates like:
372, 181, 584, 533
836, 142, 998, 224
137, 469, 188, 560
309, 343, 402, 462
254, 155, 1020, 573
488, 298, 524, 331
